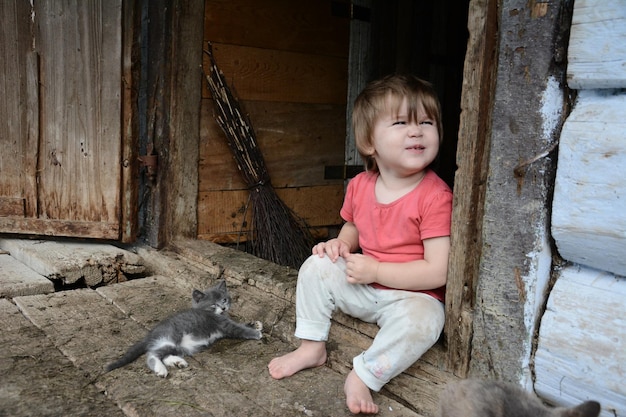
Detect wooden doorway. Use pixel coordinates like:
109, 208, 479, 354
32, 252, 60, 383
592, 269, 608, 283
0, 0, 137, 241
347, 0, 498, 378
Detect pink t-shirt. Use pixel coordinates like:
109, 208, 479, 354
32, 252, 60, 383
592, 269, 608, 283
340, 169, 453, 302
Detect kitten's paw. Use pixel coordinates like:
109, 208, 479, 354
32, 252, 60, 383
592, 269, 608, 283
163, 355, 188, 369
252, 321, 263, 339
153, 362, 169, 378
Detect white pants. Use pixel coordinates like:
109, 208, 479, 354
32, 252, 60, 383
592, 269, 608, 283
294, 255, 445, 392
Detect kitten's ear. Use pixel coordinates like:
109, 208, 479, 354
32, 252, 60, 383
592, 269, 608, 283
562, 401, 601, 417
218, 280, 227, 290
192, 289, 204, 303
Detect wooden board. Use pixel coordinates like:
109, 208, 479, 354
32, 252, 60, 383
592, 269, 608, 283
0, 299, 126, 417
204, 0, 350, 58
444, 0, 498, 377
200, 99, 346, 190
534, 266, 626, 415
0, 0, 132, 241
35, 1, 122, 223
552, 91, 626, 277
0, 0, 39, 217
13, 276, 420, 416
167, 238, 450, 416
199, 0, 351, 244
0, 238, 145, 287
567, 0, 626, 89
0, 252, 54, 298
197, 185, 344, 242
202, 43, 348, 104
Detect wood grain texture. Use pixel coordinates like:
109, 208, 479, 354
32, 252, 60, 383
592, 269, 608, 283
164, 0, 204, 243
199, 0, 350, 243
204, 0, 349, 58
200, 99, 346, 190
567, 0, 626, 89
445, 0, 498, 377
552, 91, 626, 277
535, 266, 626, 416
0, 0, 39, 217
197, 185, 344, 242
35, 0, 122, 225
202, 43, 348, 104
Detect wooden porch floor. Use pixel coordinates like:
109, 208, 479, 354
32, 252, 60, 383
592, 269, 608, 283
0, 238, 453, 416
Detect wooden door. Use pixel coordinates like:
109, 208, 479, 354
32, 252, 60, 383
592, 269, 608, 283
0, 0, 135, 241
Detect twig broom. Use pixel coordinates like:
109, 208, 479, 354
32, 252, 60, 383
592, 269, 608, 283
203, 43, 314, 269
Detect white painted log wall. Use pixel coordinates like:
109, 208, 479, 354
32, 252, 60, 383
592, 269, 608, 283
535, 1, 626, 415
567, 0, 626, 89
535, 266, 626, 417
551, 90, 626, 277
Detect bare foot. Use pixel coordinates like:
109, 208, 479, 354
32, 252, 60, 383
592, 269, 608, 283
344, 369, 379, 414
268, 340, 327, 379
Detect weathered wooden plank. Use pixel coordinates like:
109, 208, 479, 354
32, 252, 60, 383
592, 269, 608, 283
0, 217, 120, 240
445, 0, 498, 377
120, 0, 139, 243
0, 0, 39, 219
552, 90, 626, 277
13, 288, 270, 417
163, 0, 204, 245
0, 252, 54, 297
204, 0, 350, 58
34, 1, 122, 225
200, 99, 346, 190
535, 266, 626, 416
197, 185, 344, 242
14, 272, 420, 416
0, 299, 125, 417
201, 42, 348, 104
166, 238, 445, 416
0, 197, 25, 217
567, 0, 626, 89
0, 239, 145, 286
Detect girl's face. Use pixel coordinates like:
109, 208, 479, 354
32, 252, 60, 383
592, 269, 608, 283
368, 98, 440, 177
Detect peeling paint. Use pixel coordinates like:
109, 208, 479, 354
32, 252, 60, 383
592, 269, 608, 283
540, 76, 563, 141
519, 224, 553, 391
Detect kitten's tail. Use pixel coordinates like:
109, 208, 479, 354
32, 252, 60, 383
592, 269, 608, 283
105, 339, 148, 372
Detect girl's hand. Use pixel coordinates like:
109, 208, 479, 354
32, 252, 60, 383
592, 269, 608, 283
345, 253, 379, 285
312, 238, 351, 262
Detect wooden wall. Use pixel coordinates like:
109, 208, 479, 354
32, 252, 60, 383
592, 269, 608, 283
198, 0, 350, 243
535, 1, 626, 415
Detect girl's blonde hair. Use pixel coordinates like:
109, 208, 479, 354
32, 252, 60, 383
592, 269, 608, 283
352, 74, 443, 172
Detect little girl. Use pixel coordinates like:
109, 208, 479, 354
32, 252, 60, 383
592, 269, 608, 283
268, 74, 453, 415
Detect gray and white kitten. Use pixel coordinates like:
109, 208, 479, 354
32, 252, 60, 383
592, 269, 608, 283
105, 280, 262, 377
439, 379, 601, 417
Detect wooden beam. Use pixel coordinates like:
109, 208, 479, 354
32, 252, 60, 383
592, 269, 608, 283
445, 0, 498, 377
120, 0, 140, 242
165, 0, 204, 243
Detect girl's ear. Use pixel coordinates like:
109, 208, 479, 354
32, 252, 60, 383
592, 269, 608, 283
362, 144, 376, 156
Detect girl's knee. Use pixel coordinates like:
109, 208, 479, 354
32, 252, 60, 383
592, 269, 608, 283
299, 255, 345, 280
386, 295, 445, 342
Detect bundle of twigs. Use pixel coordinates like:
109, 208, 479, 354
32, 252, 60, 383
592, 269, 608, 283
203, 43, 313, 269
